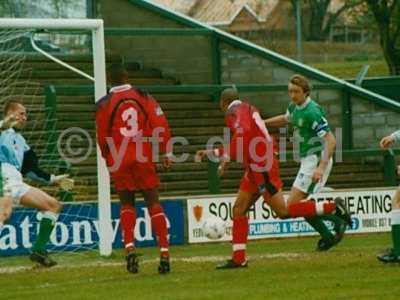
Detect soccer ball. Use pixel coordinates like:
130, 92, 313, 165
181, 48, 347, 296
202, 217, 226, 240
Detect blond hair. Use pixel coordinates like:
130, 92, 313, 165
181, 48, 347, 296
3, 99, 24, 116
289, 74, 311, 96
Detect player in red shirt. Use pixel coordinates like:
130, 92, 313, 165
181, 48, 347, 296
196, 88, 350, 269
197, 87, 285, 269
96, 64, 172, 274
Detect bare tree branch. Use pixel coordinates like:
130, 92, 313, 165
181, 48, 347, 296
366, 0, 400, 75
323, 0, 365, 36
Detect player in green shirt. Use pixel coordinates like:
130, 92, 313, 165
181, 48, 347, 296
265, 74, 351, 251
377, 130, 400, 263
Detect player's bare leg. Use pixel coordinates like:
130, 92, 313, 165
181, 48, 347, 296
264, 190, 288, 219
0, 196, 12, 231
20, 187, 62, 267
217, 190, 255, 269
143, 188, 170, 274
378, 187, 400, 263
118, 190, 139, 273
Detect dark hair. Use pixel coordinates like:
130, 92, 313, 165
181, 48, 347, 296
107, 63, 128, 84
289, 74, 311, 96
4, 99, 24, 115
220, 87, 239, 106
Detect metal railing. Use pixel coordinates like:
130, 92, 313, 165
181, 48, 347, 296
45, 84, 400, 195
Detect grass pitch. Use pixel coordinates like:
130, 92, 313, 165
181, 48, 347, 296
1, 233, 399, 300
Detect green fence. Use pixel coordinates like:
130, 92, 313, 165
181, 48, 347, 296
347, 76, 400, 102
98, 27, 399, 154
45, 84, 400, 195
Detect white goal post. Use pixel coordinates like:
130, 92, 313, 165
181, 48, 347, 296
0, 18, 112, 256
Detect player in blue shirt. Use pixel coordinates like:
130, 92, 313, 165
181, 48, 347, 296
0, 100, 70, 267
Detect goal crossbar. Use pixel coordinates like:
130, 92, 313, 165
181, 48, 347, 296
0, 18, 103, 30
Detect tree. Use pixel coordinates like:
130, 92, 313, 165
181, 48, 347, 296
290, 0, 364, 41
0, 0, 83, 18
365, 0, 400, 75
0, 0, 26, 17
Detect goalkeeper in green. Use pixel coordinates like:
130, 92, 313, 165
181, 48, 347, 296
378, 130, 400, 263
264, 74, 351, 251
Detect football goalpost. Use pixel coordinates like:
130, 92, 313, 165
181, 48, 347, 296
0, 18, 112, 256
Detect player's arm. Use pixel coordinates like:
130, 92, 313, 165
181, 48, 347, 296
215, 113, 242, 162
319, 131, 336, 169
196, 114, 240, 176
147, 97, 172, 154
392, 130, 400, 143
195, 148, 229, 177
264, 114, 289, 128
312, 131, 336, 182
146, 96, 173, 169
380, 130, 400, 149
21, 149, 70, 186
311, 114, 335, 182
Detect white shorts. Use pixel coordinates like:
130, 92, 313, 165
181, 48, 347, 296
1, 163, 32, 205
293, 154, 333, 195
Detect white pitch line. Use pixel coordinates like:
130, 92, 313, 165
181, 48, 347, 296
0, 252, 303, 274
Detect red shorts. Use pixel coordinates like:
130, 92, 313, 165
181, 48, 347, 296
239, 157, 283, 199
111, 161, 160, 192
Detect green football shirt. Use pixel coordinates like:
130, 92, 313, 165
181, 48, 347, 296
286, 98, 330, 158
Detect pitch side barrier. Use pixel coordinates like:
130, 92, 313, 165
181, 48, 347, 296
1, 187, 395, 256
0, 199, 185, 256
186, 187, 397, 244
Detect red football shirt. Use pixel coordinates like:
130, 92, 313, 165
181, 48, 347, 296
95, 84, 171, 167
215, 100, 276, 170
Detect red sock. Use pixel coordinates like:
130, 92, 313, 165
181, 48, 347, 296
120, 203, 136, 252
288, 200, 336, 218
232, 216, 248, 264
149, 204, 169, 257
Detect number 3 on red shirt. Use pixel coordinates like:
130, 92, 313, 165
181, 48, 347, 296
120, 107, 138, 137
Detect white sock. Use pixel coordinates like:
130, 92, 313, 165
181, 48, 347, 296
40, 211, 59, 225
391, 209, 400, 225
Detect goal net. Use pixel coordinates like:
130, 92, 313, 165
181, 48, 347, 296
0, 19, 113, 260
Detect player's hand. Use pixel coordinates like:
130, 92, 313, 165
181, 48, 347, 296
50, 174, 69, 183
380, 135, 395, 149
195, 149, 212, 162
397, 165, 400, 177
2, 113, 19, 129
162, 155, 172, 171
50, 174, 74, 191
312, 167, 324, 183
218, 160, 228, 177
